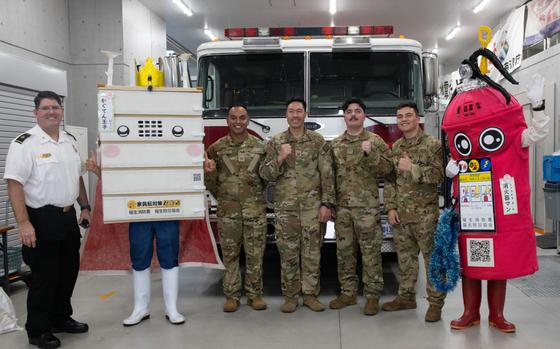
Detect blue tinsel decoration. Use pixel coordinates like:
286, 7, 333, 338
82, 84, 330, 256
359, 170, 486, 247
428, 208, 460, 293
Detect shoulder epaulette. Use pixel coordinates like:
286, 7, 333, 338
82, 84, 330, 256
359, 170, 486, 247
14, 133, 31, 144
64, 130, 77, 141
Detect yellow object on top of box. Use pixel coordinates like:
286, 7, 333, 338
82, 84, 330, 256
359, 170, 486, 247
136, 57, 164, 87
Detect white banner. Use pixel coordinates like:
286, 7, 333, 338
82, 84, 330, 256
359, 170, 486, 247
486, 6, 525, 82
525, 0, 560, 46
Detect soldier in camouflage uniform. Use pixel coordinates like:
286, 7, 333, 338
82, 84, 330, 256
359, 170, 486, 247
204, 105, 267, 312
328, 98, 392, 316
259, 98, 335, 313
382, 102, 446, 322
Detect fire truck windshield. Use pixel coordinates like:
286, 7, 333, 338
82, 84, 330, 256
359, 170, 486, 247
198, 53, 304, 117
310, 52, 422, 115
198, 51, 423, 117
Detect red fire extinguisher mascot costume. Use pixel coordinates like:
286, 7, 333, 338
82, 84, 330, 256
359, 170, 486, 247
442, 48, 549, 333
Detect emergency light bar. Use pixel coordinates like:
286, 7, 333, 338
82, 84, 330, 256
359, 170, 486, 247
225, 26, 393, 39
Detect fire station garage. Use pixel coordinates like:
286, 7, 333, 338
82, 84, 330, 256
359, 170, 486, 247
1, 1, 560, 348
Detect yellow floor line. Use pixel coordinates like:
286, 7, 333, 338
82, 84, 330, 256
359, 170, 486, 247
97, 291, 117, 300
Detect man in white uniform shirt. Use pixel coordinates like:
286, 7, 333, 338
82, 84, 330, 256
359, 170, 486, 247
4, 91, 91, 349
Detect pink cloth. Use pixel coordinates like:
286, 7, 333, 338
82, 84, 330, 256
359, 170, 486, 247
442, 86, 538, 280
80, 181, 223, 271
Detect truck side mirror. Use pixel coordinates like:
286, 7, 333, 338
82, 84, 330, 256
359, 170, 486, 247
422, 52, 438, 111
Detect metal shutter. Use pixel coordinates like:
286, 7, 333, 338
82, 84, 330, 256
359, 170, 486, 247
0, 84, 37, 247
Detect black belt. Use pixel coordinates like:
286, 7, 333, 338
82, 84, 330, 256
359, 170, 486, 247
32, 205, 74, 213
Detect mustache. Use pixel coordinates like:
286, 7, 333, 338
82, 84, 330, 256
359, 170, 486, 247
349, 115, 358, 121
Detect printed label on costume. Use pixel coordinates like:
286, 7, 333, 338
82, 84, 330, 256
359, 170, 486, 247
466, 238, 495, 267
98, 92, 115, 132
458, 157, 495, 231
499, 174, 518, 215
126, 199, 182, 216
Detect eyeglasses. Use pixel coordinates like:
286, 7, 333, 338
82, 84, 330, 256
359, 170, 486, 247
38, 106, 62, 112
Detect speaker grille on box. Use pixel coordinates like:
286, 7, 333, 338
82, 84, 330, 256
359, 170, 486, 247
138, 120, 163, 137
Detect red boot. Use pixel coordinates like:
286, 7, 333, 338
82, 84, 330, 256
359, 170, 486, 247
450, 277, 481, 330
488, 280, 516, 333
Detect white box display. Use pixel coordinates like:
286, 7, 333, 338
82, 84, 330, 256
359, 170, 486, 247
102, 168, 205, 194
100, 143, 204, 168
102, 193, 206, 223
98, 86, 205, 223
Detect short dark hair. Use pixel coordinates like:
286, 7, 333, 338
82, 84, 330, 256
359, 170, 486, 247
396, 101, 419, 115
227, 103, 248, 115
34, 91, 62, 109
286, 97, 306, 111
342, 98, 366, 113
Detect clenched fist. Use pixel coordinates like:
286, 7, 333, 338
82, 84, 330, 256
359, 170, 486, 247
361, 141, 372, 155
277, 143, 292, 165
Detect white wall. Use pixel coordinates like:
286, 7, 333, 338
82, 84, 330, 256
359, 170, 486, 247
122, 0, 167, 85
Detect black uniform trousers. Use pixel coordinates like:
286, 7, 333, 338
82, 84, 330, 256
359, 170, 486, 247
22, 205, 81, 337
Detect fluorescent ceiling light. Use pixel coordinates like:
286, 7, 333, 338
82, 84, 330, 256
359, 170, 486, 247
473, 0, 490, 14
173, 0, 193, 16
329, 0, 337, 15
204, 29, 217, 41
445, 25, 460, 40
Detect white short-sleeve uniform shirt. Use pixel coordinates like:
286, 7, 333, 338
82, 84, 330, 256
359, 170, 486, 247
3, 125, 84, 208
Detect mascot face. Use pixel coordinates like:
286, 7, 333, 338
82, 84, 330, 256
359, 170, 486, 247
442, 86, 524, 161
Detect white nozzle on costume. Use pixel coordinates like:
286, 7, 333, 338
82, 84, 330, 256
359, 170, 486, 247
101, 50, 121, 86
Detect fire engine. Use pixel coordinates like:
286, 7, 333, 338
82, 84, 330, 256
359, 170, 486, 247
197, 25, 440, 252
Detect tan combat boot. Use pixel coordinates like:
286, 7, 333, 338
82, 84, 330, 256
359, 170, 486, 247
247, 297, 267, 311
425, 304, 442, 322
223, 298, 240, 312
381, 297, 417, 311
329, 294, 357, 309
363, 298, 380, 316
280, 297, 299, 313
303, 295, 326, 312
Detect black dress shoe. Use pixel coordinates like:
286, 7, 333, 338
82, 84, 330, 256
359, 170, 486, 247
52, 318, 89, 333
29, 332, 61, 349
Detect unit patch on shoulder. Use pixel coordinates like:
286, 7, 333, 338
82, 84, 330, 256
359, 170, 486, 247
14, 133, 31, 144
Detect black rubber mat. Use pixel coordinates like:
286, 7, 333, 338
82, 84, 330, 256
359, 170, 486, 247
536, 233, 558, 249
510, 256, 560, 297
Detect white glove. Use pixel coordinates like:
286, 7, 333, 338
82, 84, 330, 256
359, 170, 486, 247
527, 74, 545, 109
445, 159, 459, 178
521, 108, 550, 147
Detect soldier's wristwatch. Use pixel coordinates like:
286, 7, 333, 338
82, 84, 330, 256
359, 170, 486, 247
80, 204, 91, 211
321, 203, 335, 210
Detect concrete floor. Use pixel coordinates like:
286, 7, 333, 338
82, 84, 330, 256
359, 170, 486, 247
2, 246, 560, 349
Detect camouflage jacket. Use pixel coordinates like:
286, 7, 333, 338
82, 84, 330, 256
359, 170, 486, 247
205, 134, 266, 217
383, 130, 443, 223
259, 129, 335, 211
331, 130, 392, 208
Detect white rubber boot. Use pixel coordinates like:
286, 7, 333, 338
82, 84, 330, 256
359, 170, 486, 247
123, 268, 151, 326
161, 267, 185, 324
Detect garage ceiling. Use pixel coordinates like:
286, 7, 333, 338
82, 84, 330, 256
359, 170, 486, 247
138, 0, 528, 69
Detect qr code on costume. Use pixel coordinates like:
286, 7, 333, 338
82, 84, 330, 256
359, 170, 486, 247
466, 238, 495, 267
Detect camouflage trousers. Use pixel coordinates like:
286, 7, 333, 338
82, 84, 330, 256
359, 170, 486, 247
392, 219, 446, 307
335, 207, 383, 299
275, 208, 324, 298
218, 214, 266, 299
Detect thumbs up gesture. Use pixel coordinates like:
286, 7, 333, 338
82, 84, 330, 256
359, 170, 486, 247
86, 150, 101, 177
397, 152, 413, 172
204, 152, 216, 173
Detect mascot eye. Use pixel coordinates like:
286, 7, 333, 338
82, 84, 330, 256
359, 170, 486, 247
479, 127, 505, 152
454, 133, 472, 157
